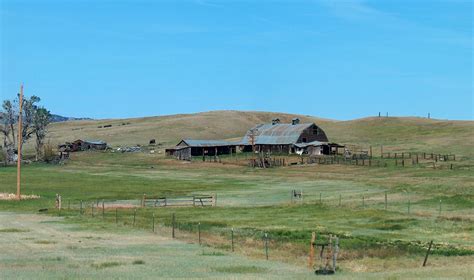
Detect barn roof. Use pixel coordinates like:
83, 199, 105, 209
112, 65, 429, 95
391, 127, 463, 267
178, 139, 238, 147
84, 140, 107, 145
240, 123, 315, 145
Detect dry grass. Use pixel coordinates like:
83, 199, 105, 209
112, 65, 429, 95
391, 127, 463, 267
0, 193, 40, 200
20, 111, 473, 158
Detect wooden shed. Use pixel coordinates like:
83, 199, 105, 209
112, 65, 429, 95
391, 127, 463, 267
166, 139, 238, 161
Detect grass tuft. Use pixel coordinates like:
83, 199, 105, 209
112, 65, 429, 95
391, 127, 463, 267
34, 240, 57, 244
212, 265, 268, 274
201, 251, 226, 256
132, 260, 145, 265
91, 261, 123, 269
0, 228, 29, 233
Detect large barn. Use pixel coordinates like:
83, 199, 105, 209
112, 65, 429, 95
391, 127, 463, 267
240, 118, 329, 154
166, 118, 343, 160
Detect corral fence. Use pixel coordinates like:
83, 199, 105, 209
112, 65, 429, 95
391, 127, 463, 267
57, 194, 217, 214
381, 152, 456, 162
142, 194, 216, 207
248, 153, 471, 170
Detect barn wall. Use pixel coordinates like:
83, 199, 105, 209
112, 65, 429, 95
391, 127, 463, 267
297, 124, 329, 143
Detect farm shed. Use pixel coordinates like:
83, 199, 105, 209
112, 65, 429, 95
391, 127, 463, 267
240, 118, 330, 154
166, 139, 238, 161
58, 139, 107, 152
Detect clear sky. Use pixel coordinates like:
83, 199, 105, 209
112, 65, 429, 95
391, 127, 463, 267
1, 0, 472, 120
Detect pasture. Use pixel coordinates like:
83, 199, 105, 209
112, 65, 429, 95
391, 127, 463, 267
1, 112, 473, 278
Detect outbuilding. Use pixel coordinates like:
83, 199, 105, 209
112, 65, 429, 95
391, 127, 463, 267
166, 139, 238, 161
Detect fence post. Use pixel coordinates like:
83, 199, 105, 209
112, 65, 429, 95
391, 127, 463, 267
385, 192, 388, 210
133, 208, 137, 226
172, 213, 176, 238
152, 213, 155, 233
91, 204, 94, 217
438, 200, 442, 216
408, 200, 411, 215
231, 228, 234, 252
319, 193, 322, 204
142, 194, 146, 208
80, 200, 83, 215
333, 236, 339, 273
115, 208, 118, 225
309, 232, 316, 269
380, 146, 383, 158
68, 200, 70, 210
198, 222, 201, 245
362, 196, 365, 208
423, 240, 434, 267
339, 194, 341, 207
102, 200, 105, 219
264, 232, 269, 260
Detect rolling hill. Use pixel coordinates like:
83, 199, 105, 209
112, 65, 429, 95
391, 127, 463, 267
39, 110, 474, 157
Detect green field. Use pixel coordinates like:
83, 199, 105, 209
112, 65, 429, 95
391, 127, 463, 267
1, 111, 473, 279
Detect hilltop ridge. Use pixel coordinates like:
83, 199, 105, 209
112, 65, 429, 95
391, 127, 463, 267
37, 110, 474, 156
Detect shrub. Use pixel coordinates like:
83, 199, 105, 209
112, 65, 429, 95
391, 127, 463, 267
43, 143, 56, 163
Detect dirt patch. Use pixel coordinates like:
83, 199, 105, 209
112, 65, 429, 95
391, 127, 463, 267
0, 193, 40, 200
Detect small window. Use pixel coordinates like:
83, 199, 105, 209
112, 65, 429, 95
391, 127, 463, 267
313, 127, 319, 135
302, 137, 307, 143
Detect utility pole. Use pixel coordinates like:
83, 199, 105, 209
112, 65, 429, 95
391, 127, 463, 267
16, 84, 24, 200
248, 128, 258, 159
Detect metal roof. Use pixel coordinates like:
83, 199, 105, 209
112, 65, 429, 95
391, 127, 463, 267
84, 140, 107, 145
240, 123, 315, 145
178, 139, 238, 147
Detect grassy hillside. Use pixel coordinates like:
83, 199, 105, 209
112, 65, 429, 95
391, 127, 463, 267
38, 111, 473, 156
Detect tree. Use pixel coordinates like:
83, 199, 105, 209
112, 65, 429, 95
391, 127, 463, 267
0, 100, 16, 164
33, 107, 51, 160
0, 94, 50, 164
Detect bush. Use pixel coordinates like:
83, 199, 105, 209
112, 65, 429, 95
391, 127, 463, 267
43, 143, 56, 163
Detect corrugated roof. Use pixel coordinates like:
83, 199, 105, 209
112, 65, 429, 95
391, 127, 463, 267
179, 139, 238, 147
240, 123, 314, 145
84, 140, 107, 145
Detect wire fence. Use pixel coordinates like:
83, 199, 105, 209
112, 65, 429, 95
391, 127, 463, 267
51, 191, 472, 271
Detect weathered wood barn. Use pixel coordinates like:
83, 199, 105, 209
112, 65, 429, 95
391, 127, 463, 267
58, 139, 107, 152
165, 139, 238, 161
240, 118, 331, 154
166, 118, 343, 160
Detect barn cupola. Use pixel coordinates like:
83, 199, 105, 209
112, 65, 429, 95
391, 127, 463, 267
272, 118, 280, 125
292, 118, 300, 125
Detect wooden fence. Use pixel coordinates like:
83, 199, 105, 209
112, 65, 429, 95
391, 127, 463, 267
381, 152, 456, 161
141, 194, 216, 208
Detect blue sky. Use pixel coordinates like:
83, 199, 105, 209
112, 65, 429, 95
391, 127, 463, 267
1, 0, 472, 120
